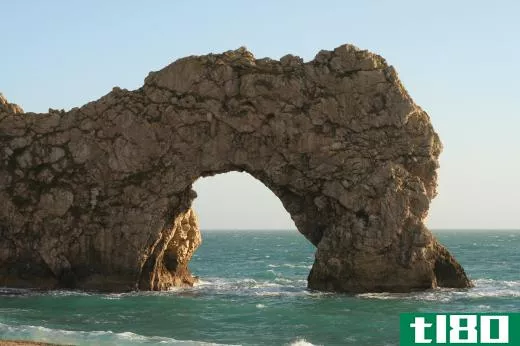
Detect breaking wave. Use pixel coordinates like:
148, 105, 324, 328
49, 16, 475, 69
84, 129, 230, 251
188, 276, 312, 297
287, 338, 320, 346
0, 322, 235, 345
267, 263, 312, 269
356, 278, 520, 302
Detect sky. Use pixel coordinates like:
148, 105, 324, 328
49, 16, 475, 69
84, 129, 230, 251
1, 1, 519, 230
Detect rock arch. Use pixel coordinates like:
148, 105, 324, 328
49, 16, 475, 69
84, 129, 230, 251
0, 44, 471, 292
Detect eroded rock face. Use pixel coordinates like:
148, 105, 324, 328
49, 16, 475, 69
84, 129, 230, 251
0, 45, 471, 292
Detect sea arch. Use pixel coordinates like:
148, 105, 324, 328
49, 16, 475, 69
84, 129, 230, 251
0, 45, 470, 292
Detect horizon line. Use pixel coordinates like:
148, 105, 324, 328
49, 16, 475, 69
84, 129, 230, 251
200, 228, 520, 231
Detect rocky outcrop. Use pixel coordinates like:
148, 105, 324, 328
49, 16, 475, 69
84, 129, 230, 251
0, 44, 471, 292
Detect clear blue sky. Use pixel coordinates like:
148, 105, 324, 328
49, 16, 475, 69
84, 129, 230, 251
1, 1, 519, 229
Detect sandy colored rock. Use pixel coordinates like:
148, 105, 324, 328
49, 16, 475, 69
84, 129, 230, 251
0, 45, 471, 293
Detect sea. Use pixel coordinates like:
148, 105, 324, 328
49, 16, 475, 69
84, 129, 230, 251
0, 230, 518, 346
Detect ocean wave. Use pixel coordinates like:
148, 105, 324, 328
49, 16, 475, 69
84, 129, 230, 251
0, 287, 32, 296
287, 338, 320, 346
0, 287, 92, 298
197, 276, 303, 288
92, 277, 300, 299
465, 279, 520, 298
102, 294, 124, 300
96, 276, 519, 301
0, 322, 236, 346
356, 278, 520, 302
473, 278, 520, 287
5, 277, 518, 302
0, 277, 324, 300
194, 277, 309, 297
267, 263, 312, 269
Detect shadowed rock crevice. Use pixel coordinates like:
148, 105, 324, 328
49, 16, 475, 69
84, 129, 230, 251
0, 44, 471, 292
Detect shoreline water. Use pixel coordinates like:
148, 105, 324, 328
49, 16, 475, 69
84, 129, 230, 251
0, 230, 518, 346
0, 341, 67, 346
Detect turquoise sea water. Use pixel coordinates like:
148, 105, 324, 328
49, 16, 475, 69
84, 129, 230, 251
0, 230, 519, 346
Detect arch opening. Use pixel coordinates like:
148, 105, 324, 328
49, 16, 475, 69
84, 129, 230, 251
189, 171, 316, 291
193, 171, 298, 231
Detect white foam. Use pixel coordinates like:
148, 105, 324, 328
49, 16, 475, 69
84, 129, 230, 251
101, 296, 121, 300
282, 264, 312, 269
254, 291, 282, 297
193, 279, 211, 287
474, 278, 520, 287
0, 322, 236, 345
356, 278, 520, 301
0, 288, 91, 297
287, 338, 320, 346
267, 263, 312, 269
167, 276, 311, 298
190, 276, 305, 297
102, 293, 125, 300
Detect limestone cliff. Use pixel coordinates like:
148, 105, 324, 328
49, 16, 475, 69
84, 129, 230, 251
0, 44, 471, 292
